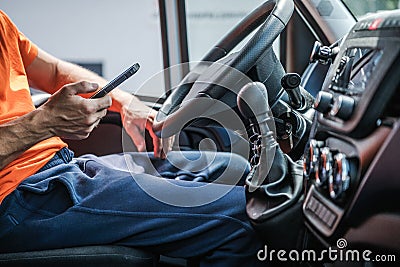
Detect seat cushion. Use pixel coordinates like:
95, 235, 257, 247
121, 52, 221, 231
0, 246, 156, 267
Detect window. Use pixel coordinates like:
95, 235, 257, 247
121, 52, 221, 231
342, 0, 400, 19
2, 0, 165, 98
185, 0, 268, 62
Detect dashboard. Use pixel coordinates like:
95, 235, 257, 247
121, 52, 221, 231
302, 9, 400, 252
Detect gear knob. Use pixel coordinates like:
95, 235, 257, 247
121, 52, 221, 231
237, 82, 277, 192
237, 82, 270, 121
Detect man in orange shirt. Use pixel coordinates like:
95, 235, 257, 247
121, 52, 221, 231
0, 10, 264, 267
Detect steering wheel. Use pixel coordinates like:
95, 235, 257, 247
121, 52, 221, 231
153, 0, 294, 138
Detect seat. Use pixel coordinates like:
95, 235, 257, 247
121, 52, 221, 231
0, 245, 157, 267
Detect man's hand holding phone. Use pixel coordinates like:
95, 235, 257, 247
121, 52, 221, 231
39, 81, 112, 140
42, 62, 169, 158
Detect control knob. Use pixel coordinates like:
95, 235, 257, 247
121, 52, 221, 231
303, 139, 324, 178
316, 147, 333, 186
329, 153, 351, 199
314, 91, 333, 114
330, 95, 355, 120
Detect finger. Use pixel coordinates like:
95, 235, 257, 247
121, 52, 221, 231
64, 81, 99, 95
91, 117, 103, 130
127, 126, 147, 152
148, 109, 158, 120
160, 137, 171, 160
145, 118, 161, 157
88, 95, 112, 111
160, 138, 169, 160
160, 147, 167, 160
162, 135, 175, 159
80, 114, 102, 132
82, 106, 107, 128
147, 126, 161, 158
78, 96, 111, 116
93, 108, 108, 120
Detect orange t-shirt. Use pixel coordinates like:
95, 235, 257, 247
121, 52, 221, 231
0, 11, 67, 203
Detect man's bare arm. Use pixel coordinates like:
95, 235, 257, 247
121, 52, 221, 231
0, 109, 53, 169
26, 48, 164, 157
26, 48, 141, 113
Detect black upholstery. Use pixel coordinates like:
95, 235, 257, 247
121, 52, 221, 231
0, 246, 157, 267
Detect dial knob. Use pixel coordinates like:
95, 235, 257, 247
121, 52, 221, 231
330, 95, 355, 120
329, 153, 351, 199
303, 139, 324, 178
316, 147, 333, 186
237, 82, 270, 121
314, 91, 333, 114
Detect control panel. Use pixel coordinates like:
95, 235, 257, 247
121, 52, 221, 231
314, 11, 400, 138
303, 10, 400, 238
303, 138, 358, 236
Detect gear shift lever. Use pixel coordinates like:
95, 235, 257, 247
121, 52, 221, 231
238, 82, 304, 221
237, 82, 271, 120
237, 82, 278, 192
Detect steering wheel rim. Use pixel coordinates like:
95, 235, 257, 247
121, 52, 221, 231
153, 0, 294, 137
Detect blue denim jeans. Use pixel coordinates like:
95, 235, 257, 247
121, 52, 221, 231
0, 148, 264, 267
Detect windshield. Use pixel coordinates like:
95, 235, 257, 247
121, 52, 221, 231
342, 0, 400, 19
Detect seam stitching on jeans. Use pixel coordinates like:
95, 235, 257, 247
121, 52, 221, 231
72, 205, 254, 232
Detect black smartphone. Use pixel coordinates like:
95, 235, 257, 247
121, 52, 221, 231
90, 63, 140, 99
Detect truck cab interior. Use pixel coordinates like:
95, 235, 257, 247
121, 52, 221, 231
1, 0, 399, 266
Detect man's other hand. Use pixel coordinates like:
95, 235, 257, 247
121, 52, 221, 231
120, 100, 162, 157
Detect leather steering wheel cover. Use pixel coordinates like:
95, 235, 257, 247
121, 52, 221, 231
153, 0, 294, 136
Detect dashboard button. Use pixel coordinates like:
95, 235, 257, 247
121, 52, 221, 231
325, 212, 337, 227
330, 95, 355, 120
308, 197, 318, 212
315, 202, 323, 215
314, 91, 333, 114
318, 205, 328, 219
